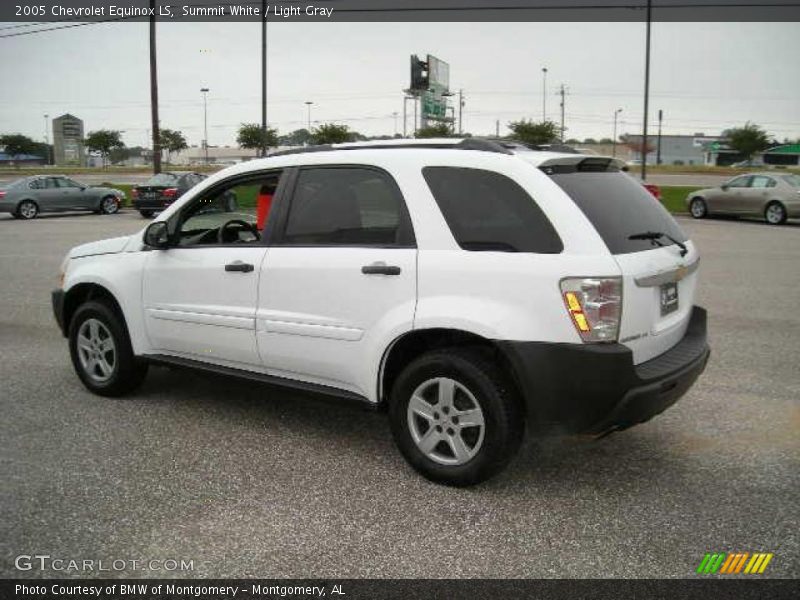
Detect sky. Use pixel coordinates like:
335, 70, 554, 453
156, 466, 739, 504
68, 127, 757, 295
0, 21, 798, 148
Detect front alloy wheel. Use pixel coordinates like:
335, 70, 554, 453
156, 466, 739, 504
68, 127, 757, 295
689, 198, 707, 219
100, 196, 120, 215
76, 318, 117, 383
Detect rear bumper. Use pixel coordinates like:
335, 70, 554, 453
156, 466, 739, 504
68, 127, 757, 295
133, 199, 172, 210
497, 306, 710, 435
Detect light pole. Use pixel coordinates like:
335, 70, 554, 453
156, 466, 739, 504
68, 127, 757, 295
392, 111, 398, 136
200, 87, 209, 164
305, 101, 313, 131
641, 0, 652, 181
542, 67, 548, 121
43, 114, 49, 165
403, 93, 415, 137
613, 108, 623, 157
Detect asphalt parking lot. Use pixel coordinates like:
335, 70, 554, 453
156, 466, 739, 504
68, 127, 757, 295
0, 210, 798, 579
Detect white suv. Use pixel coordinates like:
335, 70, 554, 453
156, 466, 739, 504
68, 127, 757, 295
52, 139, 710, 486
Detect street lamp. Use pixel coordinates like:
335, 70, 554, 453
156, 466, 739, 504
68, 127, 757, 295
613, 108, 623, 157
200, 87, 210, 164
542, 67, 548, 121
305, 101, 313, 131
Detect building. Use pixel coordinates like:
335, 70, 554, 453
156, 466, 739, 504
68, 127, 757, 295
764, 144, 800, 166
167, 146, 259, 165
622, 133, 724, 166
52, 114, 86, 167
0, 152, 46, 166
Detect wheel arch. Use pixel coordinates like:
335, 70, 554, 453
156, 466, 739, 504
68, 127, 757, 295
62, 282, 127, 338
378, 328, 524, 413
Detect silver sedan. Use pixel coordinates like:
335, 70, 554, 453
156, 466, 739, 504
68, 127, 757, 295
686, 172, 800, 225
0, 175, 125, 220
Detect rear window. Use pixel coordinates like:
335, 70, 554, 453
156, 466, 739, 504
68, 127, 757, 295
782, 174, 800, 187
0, 178, 24, 189
422, 167, 563, 253
548, 171, 687, 255
143, 173, 178, 186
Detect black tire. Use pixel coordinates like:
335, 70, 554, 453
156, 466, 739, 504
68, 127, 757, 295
68, 300, 148, 397
139, 209, 154, 218
689, 197, 707, 219
99, 195, 120, 215
389, 348, 524, 486
16, 199, 39, 220
764, 201, 787, 225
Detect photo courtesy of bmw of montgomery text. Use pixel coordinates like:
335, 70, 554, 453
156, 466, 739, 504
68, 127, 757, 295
52, 139, 709, 486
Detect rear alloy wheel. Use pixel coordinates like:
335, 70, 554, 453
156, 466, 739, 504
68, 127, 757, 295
100, 196, 120, 215
765, 202, 787, 225
139, 210, 154, 218
689, 198, 707, 219
17, 200, 39, 220
389, 348, 524, 486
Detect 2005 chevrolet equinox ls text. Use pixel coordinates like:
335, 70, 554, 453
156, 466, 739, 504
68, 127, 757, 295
52, 138, 710, 486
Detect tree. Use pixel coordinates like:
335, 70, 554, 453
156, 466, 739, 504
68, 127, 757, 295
621, 135, 654, 156
84, 130, 124, 168
0, 133, 39, 157
159, 128, 188, 163
312, 123, 353, 144
507, 120, 560, 145
727, 122, 771, 161
278, 128, 314, 146
598, 138, 614, 145
583, 138, 598, 145
109, 147, 131, 165
236, 123, 278, 157
415, 123, 452, 138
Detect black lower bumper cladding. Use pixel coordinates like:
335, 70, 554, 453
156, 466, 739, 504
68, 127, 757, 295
498, 306, 710, 435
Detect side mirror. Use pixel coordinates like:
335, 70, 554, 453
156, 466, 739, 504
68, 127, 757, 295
721, 184, 729, 191
143, 221, 170, 249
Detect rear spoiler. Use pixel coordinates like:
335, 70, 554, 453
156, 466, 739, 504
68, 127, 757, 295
537, 156, 627, 174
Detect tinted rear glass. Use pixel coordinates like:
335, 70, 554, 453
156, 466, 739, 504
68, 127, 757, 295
0, 178, 24, 189
143, 173, 178, 186
422, 167, 563, 253
548, 172, 687, 255
782, 174, 800, 187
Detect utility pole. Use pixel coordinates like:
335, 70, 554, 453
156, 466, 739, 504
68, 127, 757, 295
641, 0, 652, 181
496, 119, 500, 138
458, 90, 465, 134
392, 111, 399, 136
43, 114, 50, 165
657, 109, 663, 165
305, 101, 313, 131
149, 0, 161, 174
201, 87, 210, 164
542, 67, 548, 121
613, 108, 623, 157
413, 96, 418, 137
261, 0, 268, 157
559, 84, 567, 142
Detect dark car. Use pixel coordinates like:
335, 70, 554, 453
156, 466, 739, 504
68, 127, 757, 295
132, 172, 208, 218
0, 176, 124, 219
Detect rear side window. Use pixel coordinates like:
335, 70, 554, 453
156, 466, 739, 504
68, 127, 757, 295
281, 167, 414, 247
549, 172, 687, 255
422, 167, 562, 253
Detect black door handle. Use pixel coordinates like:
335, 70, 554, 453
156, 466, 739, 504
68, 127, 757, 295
225, 261, 254, 273
362, 264, 401, 276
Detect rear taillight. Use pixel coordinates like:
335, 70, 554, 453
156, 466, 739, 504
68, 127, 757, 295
0, 191, 6, 198
131, 189, 138, 198
561, 277, 622, 343
644, 183, 662, 200
163, 188, 178, 198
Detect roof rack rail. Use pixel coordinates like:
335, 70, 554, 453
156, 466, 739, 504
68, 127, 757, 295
268, 138, 513, 157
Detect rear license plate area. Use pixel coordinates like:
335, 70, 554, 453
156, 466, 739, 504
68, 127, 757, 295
660, 282, 678, 316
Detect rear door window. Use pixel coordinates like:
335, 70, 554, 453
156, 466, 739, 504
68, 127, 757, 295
548, 171, 687, 255
422, 167, 562, 253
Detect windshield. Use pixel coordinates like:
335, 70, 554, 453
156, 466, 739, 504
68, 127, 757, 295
781, 174, 800, 187
548, 171, 687, 255
143, 173, 178, 186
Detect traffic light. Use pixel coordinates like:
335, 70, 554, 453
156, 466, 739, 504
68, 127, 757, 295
410, 55, 428, 91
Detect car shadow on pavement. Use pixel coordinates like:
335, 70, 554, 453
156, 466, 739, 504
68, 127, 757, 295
135, 364, 690, 491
